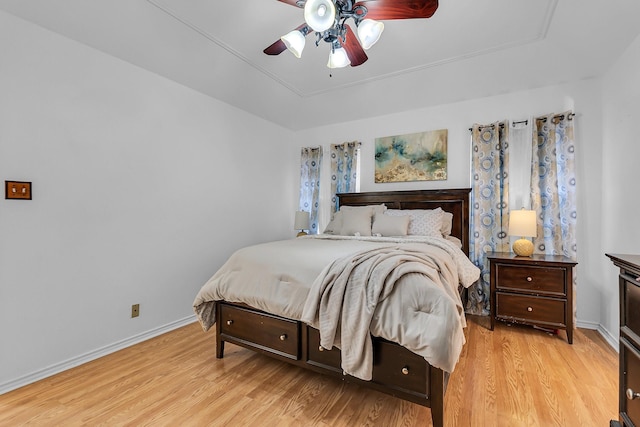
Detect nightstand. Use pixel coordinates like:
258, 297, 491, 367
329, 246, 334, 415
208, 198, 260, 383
488, 252, 577, 343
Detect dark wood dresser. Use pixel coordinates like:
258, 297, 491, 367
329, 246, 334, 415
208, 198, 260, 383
488, 251, 577, 343
607, 253, 640, 427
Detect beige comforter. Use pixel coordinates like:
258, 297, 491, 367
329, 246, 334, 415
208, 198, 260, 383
193, 235, 480, 379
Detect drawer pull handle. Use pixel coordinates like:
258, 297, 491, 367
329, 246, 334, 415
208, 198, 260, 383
318, 346, 324, 352
226, 320, 233, 326
401, 367, 409, 375
280, 334, 287, 341
628, 388, 640, 400
527, 307, 533, 312
526, 276, 533, 282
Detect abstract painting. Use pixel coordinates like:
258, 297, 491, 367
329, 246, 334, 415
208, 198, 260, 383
375, 129, 448, 183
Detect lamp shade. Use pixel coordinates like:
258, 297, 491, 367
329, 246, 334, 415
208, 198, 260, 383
357, 19, 384, 50
281, 30, 306, 58
294, 211, 310, 231
508, 209, 537, 237
304, 0, 336, 32
327, 46, 350, 68
508, 209, 536, 256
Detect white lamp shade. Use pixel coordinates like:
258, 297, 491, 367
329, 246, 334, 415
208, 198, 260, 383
327, 46, 350, 68
294, 211, 310, 230
304, 0, 336, 32
508, 209, 537, 237
357, 19, 384, 50
281, 30, 306, 58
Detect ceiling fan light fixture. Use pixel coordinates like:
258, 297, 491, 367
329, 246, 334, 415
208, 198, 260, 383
327, 46, 350, 69
357, 19, 384, 50
281, 30, 306, 58
304, 0, 336, 32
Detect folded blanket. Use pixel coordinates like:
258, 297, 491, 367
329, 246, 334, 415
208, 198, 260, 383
301, 243, 464, 380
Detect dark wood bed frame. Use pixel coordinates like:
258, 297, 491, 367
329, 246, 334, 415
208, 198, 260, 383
214, 188, 471, 427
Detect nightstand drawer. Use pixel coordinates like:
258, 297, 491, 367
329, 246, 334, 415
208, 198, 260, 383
495, 292, 566, 327
623, 275, 640, 342
495, 264, 566, 295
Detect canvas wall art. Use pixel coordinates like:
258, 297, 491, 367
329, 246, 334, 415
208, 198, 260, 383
375, 129, 448, 183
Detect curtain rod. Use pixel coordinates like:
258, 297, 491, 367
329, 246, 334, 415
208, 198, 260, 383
468, 112, 576, 132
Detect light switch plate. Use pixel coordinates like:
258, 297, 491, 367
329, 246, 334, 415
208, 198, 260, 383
5, 181, 32, 200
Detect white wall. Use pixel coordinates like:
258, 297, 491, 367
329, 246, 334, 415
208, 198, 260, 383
295, 77, 609, 339
601, 33, 640, 339
0, 11, 297, 392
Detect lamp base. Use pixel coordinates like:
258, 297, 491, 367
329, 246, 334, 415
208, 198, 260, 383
513, 238, 534, 257
296, 231, 308, 237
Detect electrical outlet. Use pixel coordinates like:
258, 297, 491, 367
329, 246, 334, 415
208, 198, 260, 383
131, 304, 140, 318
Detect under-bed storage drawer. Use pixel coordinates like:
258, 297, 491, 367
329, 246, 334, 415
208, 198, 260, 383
306, 327, 341, 372
372, 339, 428, 396
219, 304, 300, 359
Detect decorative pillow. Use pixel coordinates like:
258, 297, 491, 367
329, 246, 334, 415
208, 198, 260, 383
372, 213, 410, 236
386, 208, 444, 237
441, 211, 454, 237
340, 208, 373, 236
339, 204, 386, 216
323, 211, 342, 235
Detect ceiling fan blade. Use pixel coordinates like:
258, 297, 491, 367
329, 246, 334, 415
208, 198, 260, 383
341, 25, 368, 67
264, 39, 287, 55
263, 23, 309, 55
277, 0, 303, 6
354, 0, 438, 20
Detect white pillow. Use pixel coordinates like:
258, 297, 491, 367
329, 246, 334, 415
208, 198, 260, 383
372, 213, 410, 236
340, 208, 373, 236
323, 211, 342, 235
386, 208, 444, 237
340, 204, 386, 216
441, 211, 454, 237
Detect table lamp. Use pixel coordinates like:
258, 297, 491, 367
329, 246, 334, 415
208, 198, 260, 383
294, 211, 310, 237
508, 209, 537, 257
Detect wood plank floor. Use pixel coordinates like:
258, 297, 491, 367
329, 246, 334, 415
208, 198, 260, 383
0, 316, 618, 426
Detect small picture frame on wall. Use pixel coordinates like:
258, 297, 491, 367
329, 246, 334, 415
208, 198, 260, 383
375, 129, 448, 183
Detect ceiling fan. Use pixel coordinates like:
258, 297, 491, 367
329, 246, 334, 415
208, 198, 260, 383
264, 0, 439, 68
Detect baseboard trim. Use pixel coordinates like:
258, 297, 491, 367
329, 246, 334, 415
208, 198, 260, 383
577, 319, 618, 350
0, 314, 197, 395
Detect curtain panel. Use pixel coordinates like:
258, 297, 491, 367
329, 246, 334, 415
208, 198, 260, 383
299, 146, 322, 234
330, 141, 361, 213
531, 112, 577, 259
468, 122, 510, 316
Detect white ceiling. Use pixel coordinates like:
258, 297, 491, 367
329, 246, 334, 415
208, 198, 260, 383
1, 0, 639, 130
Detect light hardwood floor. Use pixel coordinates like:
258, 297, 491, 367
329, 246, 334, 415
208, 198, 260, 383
0, 316, 618, 426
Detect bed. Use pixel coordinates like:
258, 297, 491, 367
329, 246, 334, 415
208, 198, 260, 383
193, 188, 477, 427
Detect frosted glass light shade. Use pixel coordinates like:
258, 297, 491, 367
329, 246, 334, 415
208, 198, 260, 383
327, 47, 350, 68
357, 19, 384, 49
304, 0, 336, 32
281, 30, 306, 58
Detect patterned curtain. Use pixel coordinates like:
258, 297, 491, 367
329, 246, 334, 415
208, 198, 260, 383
330, 141, 361, 213
299, 147, 322, 234
468, 122, 510, 316
531, 112, 577, 258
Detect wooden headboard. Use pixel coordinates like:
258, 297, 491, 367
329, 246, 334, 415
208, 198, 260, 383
337, 189, 472, 255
